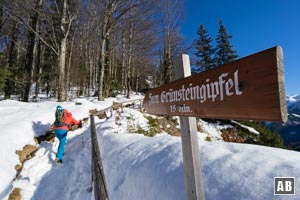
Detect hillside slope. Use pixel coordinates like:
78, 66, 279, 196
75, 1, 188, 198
267, 95, 300, 150
1, 98, 300, 200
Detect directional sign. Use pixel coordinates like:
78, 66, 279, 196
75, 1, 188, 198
143, 46, 287, 122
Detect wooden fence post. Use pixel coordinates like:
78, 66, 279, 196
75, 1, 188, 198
176, 54, 205, 200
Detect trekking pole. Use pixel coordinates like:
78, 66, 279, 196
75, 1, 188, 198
81, 132, 85, 148
80, 119, 89, 148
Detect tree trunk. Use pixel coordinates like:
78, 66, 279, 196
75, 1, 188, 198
23, 0, 43, 102
121, 27, 126, 94
58, 0, 68, 102
34, 27, 42, 102
163, 24, 172, 84
135, 69, 139, 93
98, 38, 106, 101
88, 49, 94, 96
126, 25, 133, 98
58, 36, 67, 101
104, 36, 111, 97
98, 6, 112, 100
66, 32, 75, 96
163, 51, 172, 84
4, 22, 18, 99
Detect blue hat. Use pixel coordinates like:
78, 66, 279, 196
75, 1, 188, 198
56, 105, 63, 111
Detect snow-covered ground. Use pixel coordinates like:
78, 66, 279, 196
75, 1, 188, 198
1, 95, 300, 200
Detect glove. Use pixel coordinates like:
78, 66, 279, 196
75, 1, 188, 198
78, 120, 83, 128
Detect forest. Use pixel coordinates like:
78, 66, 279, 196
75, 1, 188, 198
0, 0, 237, 102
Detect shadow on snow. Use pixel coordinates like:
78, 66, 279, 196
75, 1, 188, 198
32, 127, 93, 200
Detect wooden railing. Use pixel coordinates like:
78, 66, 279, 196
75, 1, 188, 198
90, 114, 109, 200
89, 98, 144, 200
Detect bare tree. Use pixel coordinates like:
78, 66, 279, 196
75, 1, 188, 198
0, 0, 164, 101
56, 0, 75, 101
3, 21, 19, 99
23, 0, 43, 102
96, 0, 139, 100
117, 0, 157, 98
154, 0, 185, 85
3, 0, 80, 101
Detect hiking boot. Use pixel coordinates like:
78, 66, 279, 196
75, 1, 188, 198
55, 158, 63, 164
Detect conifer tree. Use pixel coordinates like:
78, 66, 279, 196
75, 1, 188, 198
194, 24, 215, 71
0, 65, 10, 93
215, 19, 238, 66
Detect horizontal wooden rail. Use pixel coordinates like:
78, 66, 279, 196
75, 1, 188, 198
89, 97, 145, 200
116, 98, 144, 112
90, 115, 109, 200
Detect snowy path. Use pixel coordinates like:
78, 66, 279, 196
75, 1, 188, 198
11, 108, 300, 200
12, 127, 93, 200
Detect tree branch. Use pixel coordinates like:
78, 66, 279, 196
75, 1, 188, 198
4, 6, 59, 55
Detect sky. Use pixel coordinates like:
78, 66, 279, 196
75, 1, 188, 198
1, 96, 300, 199
181, 0, 300, 96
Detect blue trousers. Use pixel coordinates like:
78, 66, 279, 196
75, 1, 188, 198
54, 129, 68, 160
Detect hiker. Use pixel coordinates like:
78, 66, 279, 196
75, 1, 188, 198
53, 105, 82, 163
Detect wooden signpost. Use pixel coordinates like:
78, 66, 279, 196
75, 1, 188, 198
144, 46, 287, 122
143, 46, 288, 200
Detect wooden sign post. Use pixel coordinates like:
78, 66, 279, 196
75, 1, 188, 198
144, 46, 287, 122
175, 54, 205, 200
143, 46, 288, 200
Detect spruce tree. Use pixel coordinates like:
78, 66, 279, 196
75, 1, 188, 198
215, 19, 238, 66
194, 24, 215, 71
0, 64, 10, 94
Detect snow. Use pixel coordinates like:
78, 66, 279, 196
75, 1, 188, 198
1, 96, 300, 200
287, 95, 300, 102
287, 95, 300, 108
231, 120, 260, 135
291, 113, 300, 118
98, 116, 185, 200
198, 119, 233, 141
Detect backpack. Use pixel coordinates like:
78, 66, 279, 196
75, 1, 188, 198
54, 108, 67, 127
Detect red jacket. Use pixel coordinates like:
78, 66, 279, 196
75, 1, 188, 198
54, 109, 80, 131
